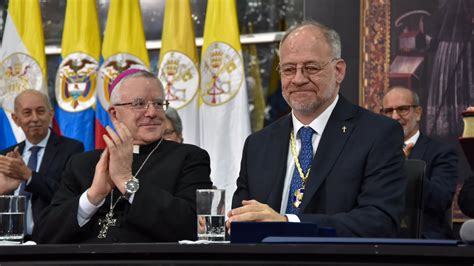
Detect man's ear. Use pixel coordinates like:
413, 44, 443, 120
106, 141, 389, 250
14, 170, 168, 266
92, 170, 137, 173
415, 106, 422, 122
335, 59, 346, 85
108, 107, 117, 121
11, 113, 19, 127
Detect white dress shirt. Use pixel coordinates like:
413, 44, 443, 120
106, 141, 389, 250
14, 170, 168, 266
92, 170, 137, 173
77, 147, 138, 227
281, 95, 339, 222
15, 129, 51, 235
405, 130, 420, 147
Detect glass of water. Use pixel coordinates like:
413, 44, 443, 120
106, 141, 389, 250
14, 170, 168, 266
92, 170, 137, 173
196, 189, 225, 242
0, 195, 25, 243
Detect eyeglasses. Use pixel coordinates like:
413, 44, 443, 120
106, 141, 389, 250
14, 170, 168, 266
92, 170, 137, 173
277, 58, 338, 78
380, 105, 419, 116
114, 98, 169, 111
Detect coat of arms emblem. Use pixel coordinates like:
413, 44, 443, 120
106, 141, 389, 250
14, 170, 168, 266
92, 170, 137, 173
201, 42, 243, 106
158, 51, 199, 110
55, 52, 98, 112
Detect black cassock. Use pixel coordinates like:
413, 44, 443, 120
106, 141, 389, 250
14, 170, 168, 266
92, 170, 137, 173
36, 140, 212, 243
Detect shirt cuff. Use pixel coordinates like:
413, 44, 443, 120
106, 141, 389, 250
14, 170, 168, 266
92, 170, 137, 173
77, 189, 105, 227
285, 214, 301, 223
25, 175, 33, 185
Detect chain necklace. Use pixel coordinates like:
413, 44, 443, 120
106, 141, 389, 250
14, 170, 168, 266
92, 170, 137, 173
290, 130, 311, 183
97, 137, 163, 239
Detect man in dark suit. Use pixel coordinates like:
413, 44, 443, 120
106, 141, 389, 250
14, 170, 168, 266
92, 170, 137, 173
227, 21, 406, 237
382, 86, 458, 239
0, 89, 84, 240
36, 69, 212, 243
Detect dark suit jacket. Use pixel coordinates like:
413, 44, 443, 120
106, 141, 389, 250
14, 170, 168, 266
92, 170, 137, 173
36, 140, 212, 243
459, 175, 474, 218
408, 133, 458, 239
0, 131, 84, 239
232, 95, 406, 237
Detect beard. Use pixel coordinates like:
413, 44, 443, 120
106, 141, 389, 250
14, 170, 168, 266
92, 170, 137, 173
283, 87, 337, 116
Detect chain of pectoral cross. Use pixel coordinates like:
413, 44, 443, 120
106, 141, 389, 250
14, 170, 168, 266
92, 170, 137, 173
97, 191, 125, 239
96, 139, 163, 239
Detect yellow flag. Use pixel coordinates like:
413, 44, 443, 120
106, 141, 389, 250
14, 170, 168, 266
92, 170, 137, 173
61, 0, 100, 59
158, 0, 200, 145
55, 0, 100, 151
200, 0, 251, 212
242, 23, 265, 132
101, 0, 149, 66
0, 0, 47, 148
96, 0, 149, 148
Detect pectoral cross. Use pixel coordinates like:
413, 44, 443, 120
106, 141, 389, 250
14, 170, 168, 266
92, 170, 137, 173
97, 211, 117, 239
342, 126, 347, 133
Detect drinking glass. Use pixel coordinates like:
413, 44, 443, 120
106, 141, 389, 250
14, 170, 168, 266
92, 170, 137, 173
196, 189, 225, 241
0, 195, 26, 243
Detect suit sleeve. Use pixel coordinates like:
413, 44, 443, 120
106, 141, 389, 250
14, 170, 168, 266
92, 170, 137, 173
423, 144, 458, 214
232, 137, 250, 209
298, 121, 406, 237
126, 147, 212, 241
35, 152, 96, 244
27, 141, 84, 202
459, 175, 474, 218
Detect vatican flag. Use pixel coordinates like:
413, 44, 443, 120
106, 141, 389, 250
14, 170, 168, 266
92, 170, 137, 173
159, 0, 200, 146
55, 0, 100, 151
200, 0, 251, 212
95, 0, 150, 148
0, 0, 47, 150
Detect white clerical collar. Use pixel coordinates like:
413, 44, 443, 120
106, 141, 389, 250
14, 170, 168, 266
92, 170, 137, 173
133, 145, 140, 154
405, 130, 420, 146
24, 129, 50, 152
291, 94, 339, 138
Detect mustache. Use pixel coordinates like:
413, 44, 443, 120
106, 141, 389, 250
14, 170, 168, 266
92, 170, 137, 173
138, 119, 162, 127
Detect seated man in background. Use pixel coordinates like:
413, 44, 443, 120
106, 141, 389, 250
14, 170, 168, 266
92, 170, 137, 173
164, 107, 183, 143
382, 86, 458, 239
36, 69, 212, 243
0, 90, 84, 241
228, 21, 406, 237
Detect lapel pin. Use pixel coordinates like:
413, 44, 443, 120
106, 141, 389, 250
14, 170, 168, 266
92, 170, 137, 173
342, 126, 347, 133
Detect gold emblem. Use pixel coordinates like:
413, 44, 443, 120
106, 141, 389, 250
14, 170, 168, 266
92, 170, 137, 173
96, 53, 147, 110
0, 52, 45, 112
201, 42, 243, 106
55, 53, 98, 112
293, 188, 305, 208
158, 51, 199, 109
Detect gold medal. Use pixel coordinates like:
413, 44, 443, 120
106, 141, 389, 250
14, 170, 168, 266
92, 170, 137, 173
293, 188, 305, 208
290, 130, 311, 209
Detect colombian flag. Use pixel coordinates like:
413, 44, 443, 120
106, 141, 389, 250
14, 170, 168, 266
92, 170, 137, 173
159, 0, 200, 145
200, 0, 251, 212
0, 0, 47, 150
54, 0, 100, 151
95, 0, 150, 148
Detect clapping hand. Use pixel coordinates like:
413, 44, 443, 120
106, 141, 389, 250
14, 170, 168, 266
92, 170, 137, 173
103, 121, 133, 194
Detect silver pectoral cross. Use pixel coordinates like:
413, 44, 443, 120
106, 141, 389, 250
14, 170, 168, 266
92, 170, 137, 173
97, 211, 117, 239
342, 126, 347, 133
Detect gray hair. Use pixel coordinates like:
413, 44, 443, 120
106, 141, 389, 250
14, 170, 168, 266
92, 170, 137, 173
386, 86, 420, 106
14, 89, 52, 112
165, 107, 183, 135
110, 70, 164, 105
279, 20, 342, 59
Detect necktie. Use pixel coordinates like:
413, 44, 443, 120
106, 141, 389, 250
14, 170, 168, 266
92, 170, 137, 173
19, 146, 42, 201
286, 127, 314, 214
20, 146, 41, 235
